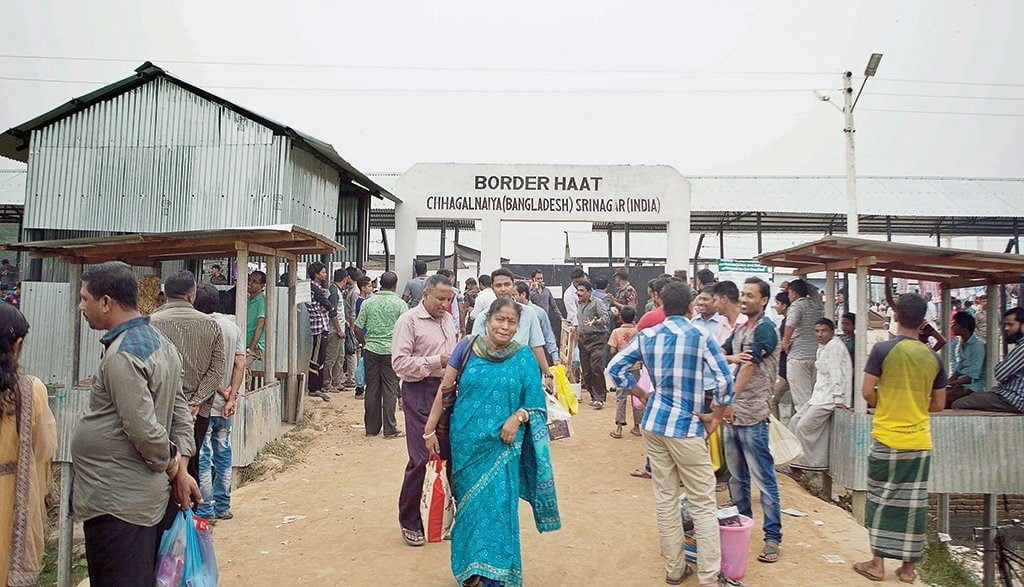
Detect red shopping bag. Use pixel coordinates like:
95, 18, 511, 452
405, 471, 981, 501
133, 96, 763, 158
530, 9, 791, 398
420, 458, 454, 543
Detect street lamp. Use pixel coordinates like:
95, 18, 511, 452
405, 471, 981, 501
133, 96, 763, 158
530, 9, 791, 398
852, 53, 884, 113
844, 52, 883, 236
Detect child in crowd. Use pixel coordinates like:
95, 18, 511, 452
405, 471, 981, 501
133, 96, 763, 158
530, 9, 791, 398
608, 306, 642, 439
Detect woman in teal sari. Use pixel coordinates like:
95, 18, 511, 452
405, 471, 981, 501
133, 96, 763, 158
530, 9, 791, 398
424, 298, 561, 586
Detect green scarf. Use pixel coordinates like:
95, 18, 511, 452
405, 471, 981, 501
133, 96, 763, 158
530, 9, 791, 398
472, 335, 524, 363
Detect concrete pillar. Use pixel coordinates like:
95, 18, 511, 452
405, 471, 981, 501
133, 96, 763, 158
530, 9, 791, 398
666, 218, 690, 275
393, 201, 419, 293
479, 218, 502, 273
853, 266, 869, 413
265, 255, 278, 384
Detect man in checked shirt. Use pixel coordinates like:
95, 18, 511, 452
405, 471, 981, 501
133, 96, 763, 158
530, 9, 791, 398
607, 281, 736, 587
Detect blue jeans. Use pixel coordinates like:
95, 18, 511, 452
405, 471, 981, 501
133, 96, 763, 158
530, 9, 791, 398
197, 415, 233, 519
722, 421, 782, 544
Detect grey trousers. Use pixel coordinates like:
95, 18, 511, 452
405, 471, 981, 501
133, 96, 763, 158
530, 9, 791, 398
363, 349, 399, 435
787, 358, 817, 414
788, 402, 835, 470
951, 391, 1022, 413
343, 347, 359, 386
323, 332, 345, 388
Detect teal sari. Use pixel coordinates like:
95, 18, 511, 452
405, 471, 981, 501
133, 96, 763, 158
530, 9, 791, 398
449, 339, 561, 586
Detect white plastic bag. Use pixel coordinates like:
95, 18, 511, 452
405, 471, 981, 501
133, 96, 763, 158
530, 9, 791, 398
767, 414, 804, 466
546, 392, 573, 440
420, 459, 454, 542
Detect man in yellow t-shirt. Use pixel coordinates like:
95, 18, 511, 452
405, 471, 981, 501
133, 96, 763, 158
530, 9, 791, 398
853, 293, 947, 584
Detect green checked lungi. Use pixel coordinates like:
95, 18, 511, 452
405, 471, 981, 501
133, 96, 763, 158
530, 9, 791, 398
866, 441, 931, 562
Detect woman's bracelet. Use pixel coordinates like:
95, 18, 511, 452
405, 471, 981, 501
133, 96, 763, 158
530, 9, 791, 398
423, 430, 436, 440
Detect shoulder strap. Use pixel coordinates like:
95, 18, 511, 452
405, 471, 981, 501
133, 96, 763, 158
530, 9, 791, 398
455, 335, 477, 382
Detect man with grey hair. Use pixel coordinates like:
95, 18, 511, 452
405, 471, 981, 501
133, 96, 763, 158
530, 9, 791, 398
391, 272, 458, 546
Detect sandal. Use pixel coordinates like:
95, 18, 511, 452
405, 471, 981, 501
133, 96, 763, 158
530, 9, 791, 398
609, 429, 623, 439
852, 562, 884, 582
895, 568, 917, 584
666, 564, 694, 585
630, 468, 652, 479
402, 528, 425, 547
630, 427, 643, 437
757, 542, 780, 563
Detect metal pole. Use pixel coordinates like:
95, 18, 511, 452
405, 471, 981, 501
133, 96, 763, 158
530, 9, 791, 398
624, 223, 631, 266
983, 493, 997, 587
886, 215, 893, 241
719, 230, 725, 259
843, 71, 858, 237
937, 287, 952, 536
439, 221, 447, 270
756, 212, 763, 254
607, 225, 613, 267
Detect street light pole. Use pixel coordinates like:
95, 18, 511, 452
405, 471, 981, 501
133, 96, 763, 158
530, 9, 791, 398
843, 70, 858, 237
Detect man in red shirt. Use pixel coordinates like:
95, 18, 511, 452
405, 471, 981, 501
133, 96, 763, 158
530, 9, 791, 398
637, 275, 676, 331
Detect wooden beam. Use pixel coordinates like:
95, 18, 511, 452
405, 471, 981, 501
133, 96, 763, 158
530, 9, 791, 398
942, 274, 1024, 289
814, 245, 1024, 274
245, 243, 298, 261
795, 256, 878, 275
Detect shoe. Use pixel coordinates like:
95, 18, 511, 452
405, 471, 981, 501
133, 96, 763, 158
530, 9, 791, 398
308, 391, 330, 402
354, 390, 365, 399
593, 401, 604, 410
341, 382, 356, 390
217, 511, 234, 520
384, 431, 406, 439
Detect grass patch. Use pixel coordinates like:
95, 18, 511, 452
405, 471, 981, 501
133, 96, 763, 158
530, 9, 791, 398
919, 532, 980, 587
39, 541, 88, 586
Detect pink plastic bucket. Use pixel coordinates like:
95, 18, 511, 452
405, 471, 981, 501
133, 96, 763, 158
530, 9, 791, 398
719, 514, 754, 580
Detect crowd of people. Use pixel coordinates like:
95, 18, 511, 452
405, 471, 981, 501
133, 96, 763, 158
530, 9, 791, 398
2, 255, 1024, 586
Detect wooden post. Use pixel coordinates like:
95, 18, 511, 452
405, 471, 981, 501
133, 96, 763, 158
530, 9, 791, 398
265, 255, 278, 384
58, 263, 83, 587
937, 494, 951, 535
288, 261, 300, 422
234, 244, 249, 366
936, 287, 952, 535
825, 271, 836, 319
853, 266, 869, 414
985, 284, 999, 393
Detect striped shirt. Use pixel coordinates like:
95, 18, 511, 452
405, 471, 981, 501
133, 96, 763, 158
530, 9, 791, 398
606, 315, 734, 438
994, 343, 1024, 411
151, 301, 226, 418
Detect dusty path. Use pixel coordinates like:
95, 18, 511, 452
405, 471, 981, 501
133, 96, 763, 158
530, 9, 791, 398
215, 395, 906, 585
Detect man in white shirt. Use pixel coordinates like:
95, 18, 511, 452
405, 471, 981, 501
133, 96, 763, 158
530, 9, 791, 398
787, 318, 852, 472
469, 273, 496, 321
562, 268, 587, 326
692, 285, 727, 342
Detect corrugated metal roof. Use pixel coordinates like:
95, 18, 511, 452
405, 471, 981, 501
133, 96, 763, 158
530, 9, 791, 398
0, 62, 398, 203
0, 170, 24, 206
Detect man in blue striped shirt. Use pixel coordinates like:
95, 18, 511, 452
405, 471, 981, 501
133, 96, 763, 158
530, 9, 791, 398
607, 282, 735, 587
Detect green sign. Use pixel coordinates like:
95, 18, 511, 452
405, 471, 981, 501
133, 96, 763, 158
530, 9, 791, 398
717, 259, 770, 273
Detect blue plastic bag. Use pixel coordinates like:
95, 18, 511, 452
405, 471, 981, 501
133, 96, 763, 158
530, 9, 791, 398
156, 510, 219, 586
354, 356, 365, 388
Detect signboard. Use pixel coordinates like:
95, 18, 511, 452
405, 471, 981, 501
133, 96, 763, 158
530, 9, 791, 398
717, 259, 770, 273
295, 280, 311, 305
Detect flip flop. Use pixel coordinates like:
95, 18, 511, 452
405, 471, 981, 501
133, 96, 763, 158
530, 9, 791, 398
852, 562, 884, 582
665, 564, 694, 585
896, 569, 917, 584
630, 468, 652, 479
609, 430, 623, 439
402, 528, 425, 547
630, 427, 643, 437
757, 542, 780, 563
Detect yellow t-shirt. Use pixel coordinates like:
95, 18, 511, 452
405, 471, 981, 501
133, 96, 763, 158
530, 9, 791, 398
866, 336, 948, 450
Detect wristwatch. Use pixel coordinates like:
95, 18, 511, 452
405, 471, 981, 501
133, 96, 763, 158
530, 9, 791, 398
515, 410, 528, 424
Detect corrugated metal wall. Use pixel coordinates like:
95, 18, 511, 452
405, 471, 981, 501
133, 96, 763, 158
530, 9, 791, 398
830, 410, 1024, 493
230, 381, 282, 467
333, 192, 362, 264
281, 146, 339, 239
24, 77, 285, 233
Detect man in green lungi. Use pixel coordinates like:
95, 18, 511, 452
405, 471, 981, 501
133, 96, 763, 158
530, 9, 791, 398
853, 293, 947, 583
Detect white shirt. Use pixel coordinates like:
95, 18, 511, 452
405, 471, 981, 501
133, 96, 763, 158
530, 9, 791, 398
809, 336, 853, 406
470, 287, 497, 320
210, 312, 245, 417
563, 285, 580, 325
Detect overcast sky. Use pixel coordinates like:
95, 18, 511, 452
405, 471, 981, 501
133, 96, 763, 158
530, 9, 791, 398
1, 1, 1022, 263
2, 0, 1022, 177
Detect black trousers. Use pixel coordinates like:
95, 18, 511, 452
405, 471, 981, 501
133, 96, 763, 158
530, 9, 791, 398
307, 332, 329, 393
188, 414, 210, 481
363, 349, 399, 435
83, 499, 178, 586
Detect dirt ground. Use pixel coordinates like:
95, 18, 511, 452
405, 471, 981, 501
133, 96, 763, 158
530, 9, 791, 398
213, 395, 910, 586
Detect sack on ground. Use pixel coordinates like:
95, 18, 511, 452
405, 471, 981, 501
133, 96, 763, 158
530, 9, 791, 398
354, 356, 365, 388
420, 458, 455, 543
156, 509, 218, 586
767, 414, 804, 466
550, 364, 578, 415
546, 392, 573, 440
